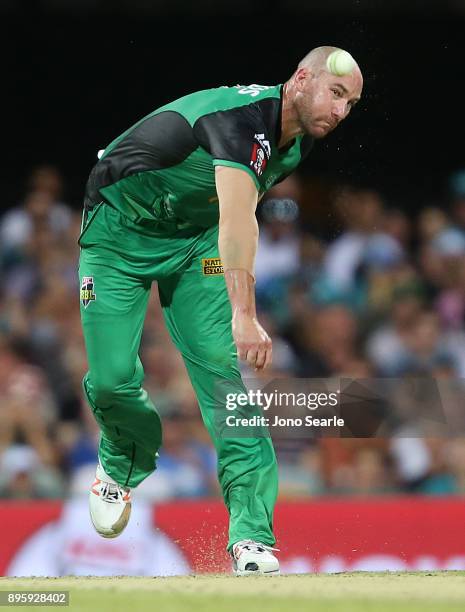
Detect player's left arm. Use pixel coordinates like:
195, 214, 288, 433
216, 166, 272, 371
216, 166, 258, 276
194, 102, 274, 369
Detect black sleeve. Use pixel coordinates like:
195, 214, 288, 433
193, 104, 273, 187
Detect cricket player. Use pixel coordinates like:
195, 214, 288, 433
79, 46, 363, 575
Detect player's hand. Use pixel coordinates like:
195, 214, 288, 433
232, 311, 272, 371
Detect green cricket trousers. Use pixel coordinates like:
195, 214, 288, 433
78, 202, 278, 549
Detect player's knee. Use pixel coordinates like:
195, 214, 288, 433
91, 381, 117, 406
197, 345, 236, 370
89, 366, 139, 406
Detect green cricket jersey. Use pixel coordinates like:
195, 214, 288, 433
84, 84, 314, 229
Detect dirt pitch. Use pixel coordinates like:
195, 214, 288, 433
1, 572, 465, 612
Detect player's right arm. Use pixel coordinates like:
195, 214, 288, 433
215, 166, 272, 371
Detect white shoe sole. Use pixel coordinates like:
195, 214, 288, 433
89, 501, 132, 539
233, 568, 280, 576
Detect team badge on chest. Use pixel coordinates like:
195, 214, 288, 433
80, 276, 96, 308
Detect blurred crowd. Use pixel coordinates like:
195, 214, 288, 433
2, 164, 465, 501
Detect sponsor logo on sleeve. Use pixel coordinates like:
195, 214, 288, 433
250, 133, 271, 177
202, 258, 224, 276
236, 84, 273, 97
80, 276, 96, 308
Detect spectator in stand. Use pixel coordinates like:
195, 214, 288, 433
0, 338, 57, 464
255, 196, 301, 323
255, 194, 301, 290
0, 165, 72, 266
320, 440, 393, 496
302, 304, 359, 375
391, 311, 461, 377
318, 188, 380, 304
382, 208, 412, 251
366, 283, 426, 376
278, 444, 325, 498
0, 445, 64, 499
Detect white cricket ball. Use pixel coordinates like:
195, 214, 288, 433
326, 50, 356, 76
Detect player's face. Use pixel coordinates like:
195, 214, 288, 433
295, 68, 363, 139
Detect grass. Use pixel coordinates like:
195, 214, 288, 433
1, 572, 465, 612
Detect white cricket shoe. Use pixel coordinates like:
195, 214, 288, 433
231, 540, 280, 575
89, 462, 131, 539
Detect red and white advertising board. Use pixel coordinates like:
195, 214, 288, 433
1, 498, 465, 575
